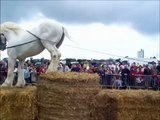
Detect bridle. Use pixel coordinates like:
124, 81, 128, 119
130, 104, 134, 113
0, 33, 7, 51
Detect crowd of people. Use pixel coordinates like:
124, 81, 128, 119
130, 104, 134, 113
0, 58, 160, 89
68, 60, 160, 89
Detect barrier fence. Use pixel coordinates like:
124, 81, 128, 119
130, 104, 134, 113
0, 71, 160, 90
100, 74, 160, 90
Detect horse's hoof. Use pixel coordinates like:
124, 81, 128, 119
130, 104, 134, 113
15, 84, 25, 88
1, 82, 12, 87
15, 85, 25, 88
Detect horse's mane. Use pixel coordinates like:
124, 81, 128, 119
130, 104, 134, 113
1, 22, 21, 35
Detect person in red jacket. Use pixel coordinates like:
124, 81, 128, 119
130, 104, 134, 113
135, 67, 144, 86
38, 65, 46, 75
129, 66, 136, 86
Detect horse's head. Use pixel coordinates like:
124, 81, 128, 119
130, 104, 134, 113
0, 22, 21, 36
0, 22, 22, 50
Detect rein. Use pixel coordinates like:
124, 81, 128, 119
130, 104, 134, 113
7, 39, 39, 49
7, 30, 41, 49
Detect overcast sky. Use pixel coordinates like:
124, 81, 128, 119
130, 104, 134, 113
1, 0, 160, 60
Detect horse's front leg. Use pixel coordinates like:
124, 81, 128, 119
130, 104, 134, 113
1, 57, 16, 87
45, 45, 61, 72
16, 59, 26, 87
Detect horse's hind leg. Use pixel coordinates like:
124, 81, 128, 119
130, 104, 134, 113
16, 59, 26, 87
44, 44, 61, 72
1, 57, 16, 87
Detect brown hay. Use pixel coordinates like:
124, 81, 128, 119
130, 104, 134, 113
37, 72, 101, 120
91, 90, 160, 120
37, 72, 160, 120
39, 72, 100, 86
0, 86, 37, 120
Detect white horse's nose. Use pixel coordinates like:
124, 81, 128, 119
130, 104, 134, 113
0, 34, 7, 50
1, 34, 6, 42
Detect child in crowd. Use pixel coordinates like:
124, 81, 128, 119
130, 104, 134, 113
112, 75, 123, 89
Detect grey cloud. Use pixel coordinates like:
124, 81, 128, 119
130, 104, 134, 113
1, 1, 159, 35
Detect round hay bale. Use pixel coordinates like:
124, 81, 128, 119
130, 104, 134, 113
37, 72, 100, 120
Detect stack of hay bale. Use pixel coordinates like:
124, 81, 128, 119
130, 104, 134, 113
90, 90, 160, 120
37, 72, 100, 120
1, 72, 159, 120
0, 86, 37, 120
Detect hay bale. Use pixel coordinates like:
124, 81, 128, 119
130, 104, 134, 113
0, 86, 37, 120
91, 90, 160, 120
37, 72, 100, 120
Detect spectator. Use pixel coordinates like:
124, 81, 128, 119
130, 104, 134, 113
121, 65, 130, 86
71, 64, 78, 72
38, 65, 46, 74
143, 65, 152, 88
135, 67, 144, 85
156, 61, 160, 75
64, 64, 70, 72
30, 66, 38, 83
13, 66, 18, 85
57, 63, 63, 72
23, 65, 31, 84
129, 66, 136, 86
0, 60, 7, 83
86, 64, 94, 73
112, 75, 122, 89
151, 64, 157, 87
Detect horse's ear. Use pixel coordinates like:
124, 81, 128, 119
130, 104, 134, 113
8, 27, 20, 35
1, 22, 21, 35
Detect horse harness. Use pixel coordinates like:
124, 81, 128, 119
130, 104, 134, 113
0, 27, 64, 50
0, 31, 41, 51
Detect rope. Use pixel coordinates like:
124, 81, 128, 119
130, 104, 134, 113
63, 44, 158, 63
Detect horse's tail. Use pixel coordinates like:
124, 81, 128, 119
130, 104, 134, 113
63, 26, 71, 40
62, 26, 78, 44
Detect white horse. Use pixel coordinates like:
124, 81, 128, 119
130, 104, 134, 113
0, 21, 70, 87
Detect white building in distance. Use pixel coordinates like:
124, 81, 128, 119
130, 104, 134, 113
137, 49, 144, 58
